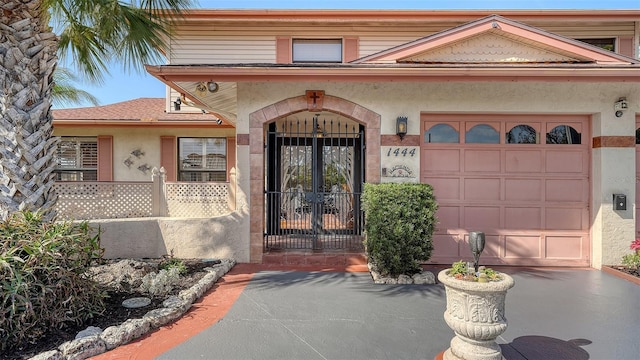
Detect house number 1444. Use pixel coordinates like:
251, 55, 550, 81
386, 148, 416, 157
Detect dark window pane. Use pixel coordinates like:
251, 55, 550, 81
578, 38, 615, 52
546, 125, 581, 144
466, 124, 499, 144
425, 124, 459, 143
506, 125, 537, 144
636, 128, 640, 144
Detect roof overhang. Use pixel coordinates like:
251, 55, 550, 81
146, 63, 640, 83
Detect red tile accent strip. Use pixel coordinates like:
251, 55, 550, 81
381, 134, 419, 146
602, 266, 640, 286
236, 134, 249, 145
592, 136, 635, 148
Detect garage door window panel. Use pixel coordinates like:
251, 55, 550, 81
425, 123, 459, 143
546, 125, 581, 144
465, 123, 500, 144
506, 124, 538, 144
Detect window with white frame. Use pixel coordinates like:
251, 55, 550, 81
292, 39, 343, 63
178, 138, 227, 182
55, 137, 98, 181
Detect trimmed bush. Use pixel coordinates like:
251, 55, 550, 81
362, 183, 438, 277
0, 212, 106, 352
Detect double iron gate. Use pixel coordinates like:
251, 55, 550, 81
265, 116, 365, 250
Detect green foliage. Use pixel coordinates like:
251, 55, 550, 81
448, 260, 501, 282
0, 212, 106, 353
622, 253, 640, 269
159, 256, 187, 275
362, 183, 438, 277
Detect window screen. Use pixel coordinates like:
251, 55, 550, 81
292, 39, 342, 63
179, 138, 227, 182
55, 137, 98, 181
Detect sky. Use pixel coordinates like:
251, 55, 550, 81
55, 0, 640, 109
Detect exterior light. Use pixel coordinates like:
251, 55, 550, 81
207, 81, 219, 93
396, 116, 408, 140
173, 97, 181, 111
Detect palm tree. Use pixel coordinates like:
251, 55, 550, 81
0, 0, 193, 221
52, 68, 100, 107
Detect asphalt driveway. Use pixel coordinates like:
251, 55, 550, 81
156, 267, 640, 360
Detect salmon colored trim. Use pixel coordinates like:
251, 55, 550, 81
602, 266, 640, 286
146, 64, 640, 83
226, 136, 235, 182
356, 15, 635, 64
619, 36, 634, 58
344, 37, 359, 62
381, 134, 419, 146
160, 136, 177, 181
97, 136, 113, 181
237, 134, 249, 145
276, 36, 292, 64
592, 136, 635, 148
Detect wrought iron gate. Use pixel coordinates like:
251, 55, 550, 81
265, 115, 365, 250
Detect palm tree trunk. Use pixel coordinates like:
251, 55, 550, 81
0, 1, 59, 221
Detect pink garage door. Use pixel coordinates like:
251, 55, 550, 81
421, 114, 590, 267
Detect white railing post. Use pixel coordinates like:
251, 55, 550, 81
159, 167, 168, 217
228, 167, 237, 211
152, 167, 161, 216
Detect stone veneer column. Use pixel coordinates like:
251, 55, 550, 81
591, 112, 636, 269
247, 94, 381, 263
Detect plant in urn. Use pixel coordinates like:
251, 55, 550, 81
437, 232, 515, 360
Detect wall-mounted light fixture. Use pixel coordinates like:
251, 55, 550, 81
396, 116, 408, 140
173, 97, 181, 111
207, 81, 219, 93
215, 119, 223, 125
614, 97, 628, 118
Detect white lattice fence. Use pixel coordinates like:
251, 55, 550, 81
165, 182, 231, 218
54, 182, 154, 220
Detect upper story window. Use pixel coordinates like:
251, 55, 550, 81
55, 137, 98, 181
577, 38, 615, 52
292, 39, 342, 63
179, 138, 227, 182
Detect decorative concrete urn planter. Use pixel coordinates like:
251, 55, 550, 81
438, 269, 515, 360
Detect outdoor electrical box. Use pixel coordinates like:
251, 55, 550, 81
613, 194, 627, 210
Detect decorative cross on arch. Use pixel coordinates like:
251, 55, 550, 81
306, 90, 325, 111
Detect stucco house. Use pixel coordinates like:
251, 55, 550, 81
53, 9, 640, 269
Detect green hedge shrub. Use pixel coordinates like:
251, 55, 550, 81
362, 183, 438, 277
0, 212, 106, 353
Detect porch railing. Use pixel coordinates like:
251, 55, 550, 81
54, 167, 236, 220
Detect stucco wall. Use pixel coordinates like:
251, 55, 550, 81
89, 214, 249, 262
235, 81, 639, 268
54, 127, 236, 181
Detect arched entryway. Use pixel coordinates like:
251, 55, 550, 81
248, 91, 380, 262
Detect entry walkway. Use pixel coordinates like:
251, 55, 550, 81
92, 264, 640, 360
